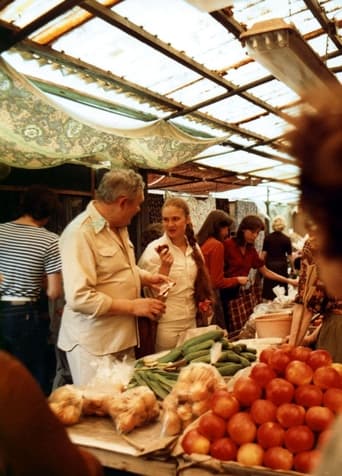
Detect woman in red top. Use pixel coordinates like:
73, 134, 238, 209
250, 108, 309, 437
197, 210, 248, 330
222, 215, 297, 333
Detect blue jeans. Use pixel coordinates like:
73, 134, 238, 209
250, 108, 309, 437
0, 302, 50, 393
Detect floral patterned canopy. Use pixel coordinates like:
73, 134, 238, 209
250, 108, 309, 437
0, 57, 225, 171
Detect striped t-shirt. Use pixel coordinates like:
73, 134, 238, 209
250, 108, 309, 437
0, 222, 61, 299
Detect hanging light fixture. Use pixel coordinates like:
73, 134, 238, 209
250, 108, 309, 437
240, 18, 339, 100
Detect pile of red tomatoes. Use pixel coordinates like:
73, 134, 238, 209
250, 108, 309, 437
181, 345, 342, 473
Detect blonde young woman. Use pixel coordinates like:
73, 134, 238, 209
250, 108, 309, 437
138, 197, 214, 352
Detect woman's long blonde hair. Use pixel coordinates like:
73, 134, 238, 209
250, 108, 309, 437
162, 197, 215, 310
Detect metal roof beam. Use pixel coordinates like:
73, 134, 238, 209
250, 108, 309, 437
0, 0, 83, 52
304, 0, 342, 50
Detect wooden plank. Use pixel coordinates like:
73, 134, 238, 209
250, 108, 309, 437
77, 445, 177, 475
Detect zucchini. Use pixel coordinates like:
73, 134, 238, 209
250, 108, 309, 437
231, 343, 247, 354
181, 330, 224, 351
184, 349, 210, 363
237, 355, 251, 367
191, 355, 211, 363
157, 346, 183, 363
215, 362, 244, 376
217, 350, 242, 363
183, 339, 215, 355
240, 351, 257, 362
220, 339, 234, 350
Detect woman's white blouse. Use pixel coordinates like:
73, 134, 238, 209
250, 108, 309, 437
138, 233, 198, 322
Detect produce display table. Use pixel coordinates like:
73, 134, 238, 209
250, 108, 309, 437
68, 417, 304, 476
67, 416, 177, 475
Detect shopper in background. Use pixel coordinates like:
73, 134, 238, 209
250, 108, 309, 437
138, 197, 215, 352
57, 169, 167, 386
0, 185, 62, 394
222, 214, 298, 335
285, 83, 342, 476
197, 209, 248, 330
261, 215, 293, 300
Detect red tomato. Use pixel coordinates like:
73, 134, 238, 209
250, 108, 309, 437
294, 384, 323, 408
181, 429, 210, 455
323, 387, 342, 413
259, 347, 276, 365
305, 405, 335, 432
307, 349, 333, 370
198, 411, 226, 441
227, 412, 257, 445
284, 425, 315, 453
285, 360, 313, 386
210, 390, 240, 420
278, 343, 295, 354
313, 365, 341, 390
209, 437, 237, 461
236, 442, 264, 466
268, 349, 291, 374
233, 377, 262, 407
250, 399, 277, 425
266, 378, 295, 405
249, 362, 276, 388
293, 449, 321, 473
276, 403, 305, 428
290, 346, 312, 362
257, 421, 285, 449
263, 446, 294, 471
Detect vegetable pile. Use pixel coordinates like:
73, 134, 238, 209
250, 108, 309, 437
129, 329, 257, 399
180, 344, 342, 474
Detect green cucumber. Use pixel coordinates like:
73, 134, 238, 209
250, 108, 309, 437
217, 350, 242, 363
181, 330, 224, 351
157, 346, 183, 363
184, 349, 210, 363
215, 363, 244, 376
240, 351, 257, 362
183, 339, 215, 355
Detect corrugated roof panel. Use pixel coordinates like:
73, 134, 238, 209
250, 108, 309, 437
200, 95, 266, 123
232, 0, 306, 27
0, 0, 61, 27
223, 60, 270, 86
113, 0, 242, 70
197, 150, 281, 173
248, 80, 299, 108
52, 17, 201, 93
307, 35, 340, 57
242, 113, 290, 138
253, 164, 300, 180
167, 78, 226, 106
213, 181, 300, 202
223, 134, 258, 147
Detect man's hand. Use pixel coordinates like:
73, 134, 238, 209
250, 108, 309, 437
132, 298, 166, 320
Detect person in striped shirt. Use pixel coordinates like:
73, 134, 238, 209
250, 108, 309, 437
0, 185, 62, 393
